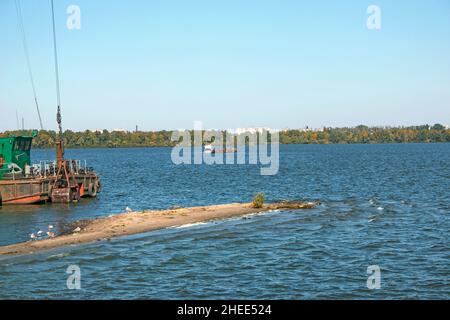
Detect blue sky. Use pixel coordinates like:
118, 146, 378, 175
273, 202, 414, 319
1, 0, 449, 131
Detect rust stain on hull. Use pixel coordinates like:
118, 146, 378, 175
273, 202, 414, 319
0, 174, 100, 205
2, 195, 45, 204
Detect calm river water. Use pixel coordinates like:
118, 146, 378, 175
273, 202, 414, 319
0, 143, 448, 299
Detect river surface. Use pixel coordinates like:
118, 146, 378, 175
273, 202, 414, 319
0, 143, 448, 299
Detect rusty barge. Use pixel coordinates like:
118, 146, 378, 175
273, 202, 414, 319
0, 0, 101, 206
0, 131, 101, 205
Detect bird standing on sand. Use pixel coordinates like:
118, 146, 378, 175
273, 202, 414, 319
126, 207, 132, 213
37, 230, 43, 236
30, 233, 37, 240
46, 231, 55, 238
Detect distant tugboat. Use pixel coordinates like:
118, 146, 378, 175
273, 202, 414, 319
204, 144, 215, 154
204, 144, 237, 154
0, 0, 101, 205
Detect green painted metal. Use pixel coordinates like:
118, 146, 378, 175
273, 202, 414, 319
0, 135, 33, 180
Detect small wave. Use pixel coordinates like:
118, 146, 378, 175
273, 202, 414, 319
175, 222, 209, 229
242, 213, 266, 219
244, 209, 280, 218
377, 206, 384, 211
47, 252, 71, 260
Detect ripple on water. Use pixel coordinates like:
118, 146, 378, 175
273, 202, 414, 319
0, 144, 449, 299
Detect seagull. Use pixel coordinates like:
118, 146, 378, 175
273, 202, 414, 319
48, 225, 54, 229
37, 230, 43, 236
73, 227, 81, 233
30, 233, 37, 240
46, 231, 56, 238
125, 207, 132, 213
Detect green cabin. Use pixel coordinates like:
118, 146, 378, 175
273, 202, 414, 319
0, 131, 36, 180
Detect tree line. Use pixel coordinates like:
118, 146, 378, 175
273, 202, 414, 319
0, 124, 449, 149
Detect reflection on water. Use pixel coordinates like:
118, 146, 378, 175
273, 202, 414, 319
0, 143, 449, 299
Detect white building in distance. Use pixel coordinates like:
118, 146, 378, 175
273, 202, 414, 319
235, 127, 273, 134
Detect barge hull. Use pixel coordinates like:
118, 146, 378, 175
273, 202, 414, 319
0, 174, 100, 205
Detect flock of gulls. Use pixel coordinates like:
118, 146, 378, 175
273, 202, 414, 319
30, 225, 55, 241
29, 207, 133, 242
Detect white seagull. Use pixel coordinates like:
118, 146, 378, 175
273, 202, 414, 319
125, 206, 132, 213
48, 225, 54, 229
30, 233, 37, 240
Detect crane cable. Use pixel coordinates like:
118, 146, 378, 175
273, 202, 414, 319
14, 0, 44, 130
50, 0, 63, 139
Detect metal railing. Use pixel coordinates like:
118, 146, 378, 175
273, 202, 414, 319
1, 159, 93, 181
0, 162, 22, 181
32, 159, 91, 177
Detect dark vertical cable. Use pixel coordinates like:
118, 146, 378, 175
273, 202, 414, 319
51, 0, 63, 139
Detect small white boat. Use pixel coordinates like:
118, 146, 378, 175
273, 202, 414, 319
204, 144, 215, 154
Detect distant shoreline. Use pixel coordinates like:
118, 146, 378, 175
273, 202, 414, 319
24, 141, 450, 151
1, 125, 449, 149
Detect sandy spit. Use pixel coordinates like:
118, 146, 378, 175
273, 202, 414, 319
0, 201, 318, 256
